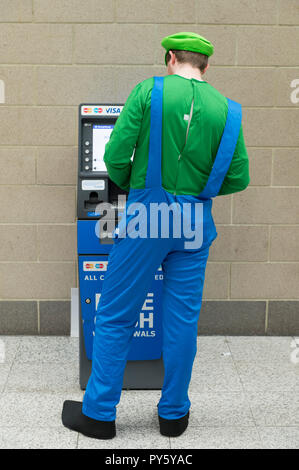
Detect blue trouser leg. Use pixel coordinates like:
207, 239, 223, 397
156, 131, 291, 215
157, 245, 210, 420
82, 234, 169, 421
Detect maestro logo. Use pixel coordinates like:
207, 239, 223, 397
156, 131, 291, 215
83, 261, 108, 271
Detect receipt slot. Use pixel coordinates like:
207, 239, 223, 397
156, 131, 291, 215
77, 104, 164, 389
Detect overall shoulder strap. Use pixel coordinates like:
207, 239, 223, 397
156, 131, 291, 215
145, 76, 164, 189
198, 98, 242, 199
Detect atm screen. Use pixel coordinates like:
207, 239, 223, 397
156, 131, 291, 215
92, 124, 114, 171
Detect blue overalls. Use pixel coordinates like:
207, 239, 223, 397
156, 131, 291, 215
82, 77, 242, 422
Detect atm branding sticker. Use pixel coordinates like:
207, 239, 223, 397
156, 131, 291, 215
81, 105, 123, 116
83, 261, 108, 271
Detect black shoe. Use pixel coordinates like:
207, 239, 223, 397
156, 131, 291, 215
158, 411, 190, 437
62, 400, 116, 440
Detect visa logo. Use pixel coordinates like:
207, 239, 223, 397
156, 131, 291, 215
105, 107, 121, 114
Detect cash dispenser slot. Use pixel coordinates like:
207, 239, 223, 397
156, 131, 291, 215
84, 191, 104, 211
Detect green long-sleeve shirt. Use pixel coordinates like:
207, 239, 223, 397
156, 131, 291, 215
103, 74, 250, 196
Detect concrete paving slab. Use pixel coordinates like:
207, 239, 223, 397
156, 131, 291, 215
0, 391, 83, 428
169, 426, 263, 449
226, 336, 294, 363
258, 426, 299, 449
190, 360, 242, 392
188, 391, 255, 427
247, 392, 299, 426
0, 365, 11, 393
0, 426, 78, 449
0, 336, 21, 366
5, 362, 79, 392
115, 390, 161, 428
235, 360, 299, 392
14, 336, 78, 363
195, 336, 232, 362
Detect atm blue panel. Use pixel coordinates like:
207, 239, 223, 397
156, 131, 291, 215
78, 255, 163, 361
77, 219, 113, 255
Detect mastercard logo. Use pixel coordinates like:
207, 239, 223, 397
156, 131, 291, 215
83, 107, 103, 114
83, 261, 108, 271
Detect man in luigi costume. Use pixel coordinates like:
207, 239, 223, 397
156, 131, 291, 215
62, 32, 250, 439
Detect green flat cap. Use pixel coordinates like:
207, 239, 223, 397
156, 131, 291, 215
161, 32, 214, 65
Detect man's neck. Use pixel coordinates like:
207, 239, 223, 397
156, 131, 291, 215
171, 66, 204, 82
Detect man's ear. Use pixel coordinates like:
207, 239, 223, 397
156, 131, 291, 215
169, 50, 176, 65
202, 63, 210, 75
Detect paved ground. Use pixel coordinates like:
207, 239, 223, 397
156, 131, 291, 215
0, 335, 298, 449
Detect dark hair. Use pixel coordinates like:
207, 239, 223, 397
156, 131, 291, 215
166, 49, 208, 73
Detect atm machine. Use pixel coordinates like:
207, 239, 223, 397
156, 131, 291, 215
77, 104, 164, 390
